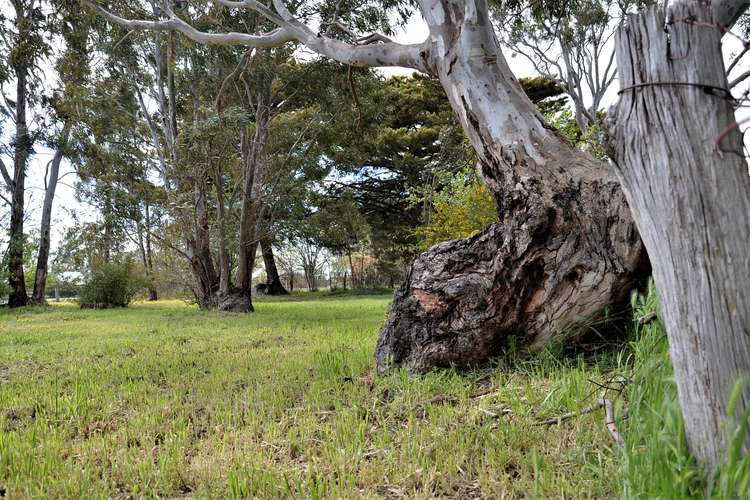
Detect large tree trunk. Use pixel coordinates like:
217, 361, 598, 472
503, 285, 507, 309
261, 238, 288, 295
608, 1, 750, 469
31, 125, 70, 305
375, 0, 649, 373
7, 53, 31, 308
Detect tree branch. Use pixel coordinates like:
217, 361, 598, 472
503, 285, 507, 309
84, 1, 296, 48
0, 157, 12, 189
86, 0, 429, 71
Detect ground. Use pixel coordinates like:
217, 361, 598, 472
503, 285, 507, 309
0, 294, 634, 498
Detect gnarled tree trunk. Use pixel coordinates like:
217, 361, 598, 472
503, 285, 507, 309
186, 176, 220, 307
608, 1, 750, 469
375, 0, 649, 373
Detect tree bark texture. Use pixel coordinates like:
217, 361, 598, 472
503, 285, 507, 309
608, 1, 750, 469
261, 238, 288, 295
32, 125, 70, 304
375, 0, 649, 373
7, 48, 31, 308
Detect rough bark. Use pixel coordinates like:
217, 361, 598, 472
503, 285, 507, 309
31, 125, 70, 304
375, 0, 649, 373
186, 176, 220, 307
261, 238, 288, 295
213, 165, 231, 296
6, 5, 33, 308
608, 1, 750, 469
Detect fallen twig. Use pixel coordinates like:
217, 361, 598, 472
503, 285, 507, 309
534, 399, 605, 426
535, 398, 626, 447
604, 399, 625, 447
637, 311, 658, 325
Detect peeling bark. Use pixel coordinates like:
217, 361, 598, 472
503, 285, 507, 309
375, 0, 649, 373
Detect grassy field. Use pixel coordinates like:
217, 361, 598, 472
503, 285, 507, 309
0, 291, 746, 498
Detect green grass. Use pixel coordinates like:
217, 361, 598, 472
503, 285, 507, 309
1, 290, 747, 498
1, 295, 625, 498
621, 283, 750, 499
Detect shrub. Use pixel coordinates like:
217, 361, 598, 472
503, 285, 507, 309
79, 260, 145, 307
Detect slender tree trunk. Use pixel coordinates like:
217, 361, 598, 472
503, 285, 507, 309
144, 203, 157, 301
608, 1, 750, 469
213, 166, 231, 296
347, 250, 355, 289
261, 238, 288, 295
7, 40, 32, 308
375, 0, 649, 373
32, 125, 71, 304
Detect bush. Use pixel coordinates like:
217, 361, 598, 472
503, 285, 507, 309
79, 260, 145, 307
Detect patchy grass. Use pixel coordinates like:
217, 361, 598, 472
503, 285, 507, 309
0, 296, 628, 498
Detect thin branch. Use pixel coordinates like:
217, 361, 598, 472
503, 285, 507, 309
729, 67, 750, 88
727, 42, 750, 74
534, 399, 605, 425
604, 399, 625, 447
0, 157, 12, 189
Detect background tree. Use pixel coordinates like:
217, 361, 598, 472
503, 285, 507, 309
90, 0, 649, 375
493, 0, 624, 133
0, 0, 53, 307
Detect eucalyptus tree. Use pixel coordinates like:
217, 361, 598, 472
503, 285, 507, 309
0, 0, 52, 307
493, 0, 624, 133
31, 2, 92, 304
89, 0, 648, 371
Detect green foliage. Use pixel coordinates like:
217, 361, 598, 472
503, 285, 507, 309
79, 259, 145, 307
413, 168, 499, 248
546, 108, 609, 160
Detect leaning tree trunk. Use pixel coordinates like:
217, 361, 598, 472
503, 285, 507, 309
32, 125, 70, 305
608, 1, 750, 469
261, 238, 288, 295
375, 0, 650, 373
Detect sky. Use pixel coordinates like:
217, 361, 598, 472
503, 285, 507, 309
2, 6, 749, 253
